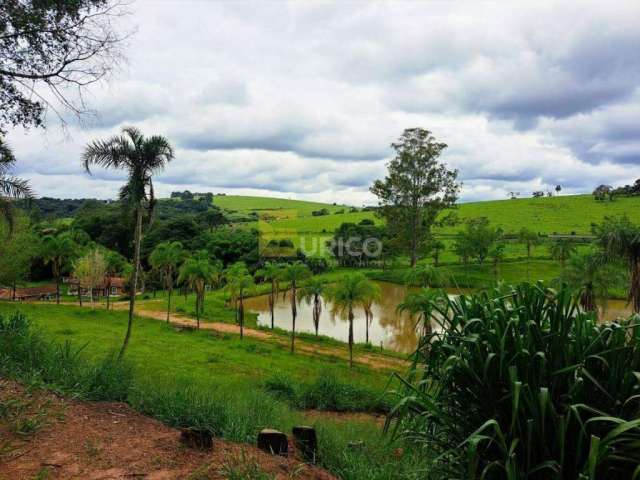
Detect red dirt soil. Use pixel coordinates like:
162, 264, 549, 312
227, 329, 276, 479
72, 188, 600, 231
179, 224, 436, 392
0, 380, 337, 480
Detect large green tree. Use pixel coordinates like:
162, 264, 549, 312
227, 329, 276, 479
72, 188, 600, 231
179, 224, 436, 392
370, 128, 459, 267
149, 241, 185, 323
41, 232, 77, 304
280, 262, 311, 353
0, 0, 126, 133
83, 126, 175, 359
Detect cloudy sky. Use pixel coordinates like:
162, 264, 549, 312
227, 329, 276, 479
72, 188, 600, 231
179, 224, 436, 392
8, 0, 640, 205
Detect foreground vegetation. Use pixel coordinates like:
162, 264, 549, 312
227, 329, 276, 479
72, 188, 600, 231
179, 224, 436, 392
388, 283, 640, 479
0, 304, 423, 479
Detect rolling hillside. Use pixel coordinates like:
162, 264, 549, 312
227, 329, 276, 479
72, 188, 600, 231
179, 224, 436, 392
214, 193, 640, 235
211, 193, 640, 260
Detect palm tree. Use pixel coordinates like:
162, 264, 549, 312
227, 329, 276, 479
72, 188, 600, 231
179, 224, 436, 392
518, 227, 540, 281
327, 273, 378, 368
549, 238, 577, 270
404, 263, 440, 288
149, 241, 185, 323
560, 250, 623, 314
594, 216, 640, 313
178, 251, 216, 330
41, 233, 76, 304
255, 261, 282, 329
299, 277, 326, 336
430, 240, 445, 267
83, 126, 174, 359
397, 288, 445, 339
280, 262, 311, 353
361, 282, 381, 345
225, 262, 254, 339
0, 139, 32, 232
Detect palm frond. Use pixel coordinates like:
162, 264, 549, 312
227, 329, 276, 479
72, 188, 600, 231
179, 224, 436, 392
0, 176, 33, 199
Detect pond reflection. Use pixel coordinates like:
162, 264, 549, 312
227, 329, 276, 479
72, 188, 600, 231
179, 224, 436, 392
244, 281, 634, 353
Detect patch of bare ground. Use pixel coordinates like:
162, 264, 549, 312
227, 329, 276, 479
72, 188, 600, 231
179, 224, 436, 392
0, 380, 336, 480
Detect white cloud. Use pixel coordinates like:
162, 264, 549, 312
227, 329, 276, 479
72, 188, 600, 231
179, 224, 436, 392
6, 0, 640, 205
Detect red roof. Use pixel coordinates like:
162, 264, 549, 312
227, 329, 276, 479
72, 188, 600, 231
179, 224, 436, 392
0, 285, 57, 299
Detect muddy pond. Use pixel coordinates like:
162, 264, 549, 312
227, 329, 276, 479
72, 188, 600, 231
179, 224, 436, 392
243, 281, 632, 354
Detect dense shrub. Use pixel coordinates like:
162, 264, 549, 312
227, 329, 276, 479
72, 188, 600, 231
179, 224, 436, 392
387, 283, 640, 479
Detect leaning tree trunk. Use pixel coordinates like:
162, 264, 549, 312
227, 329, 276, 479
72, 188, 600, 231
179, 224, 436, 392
119, 204, 143, 360
348, 308, 354, 368
290, 285, 297, 353
55, 277, 60, 305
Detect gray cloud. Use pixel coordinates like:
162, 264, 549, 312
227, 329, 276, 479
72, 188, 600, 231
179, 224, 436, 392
5, 0, 640, 205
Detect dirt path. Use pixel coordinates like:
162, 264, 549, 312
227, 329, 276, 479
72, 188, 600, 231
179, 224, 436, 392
0, 380, 336, 480
107, 303, 408, 371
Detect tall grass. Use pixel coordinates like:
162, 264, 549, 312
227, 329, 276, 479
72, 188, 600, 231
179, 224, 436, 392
0, 311, 132, 400
263, 370, 389, 413
387, 283, 640, 479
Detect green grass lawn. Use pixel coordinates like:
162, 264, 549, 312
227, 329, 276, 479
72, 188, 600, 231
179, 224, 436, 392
0, 302, 423, 479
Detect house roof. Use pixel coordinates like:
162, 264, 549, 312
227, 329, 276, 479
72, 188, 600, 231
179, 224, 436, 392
0, 285, 57, 299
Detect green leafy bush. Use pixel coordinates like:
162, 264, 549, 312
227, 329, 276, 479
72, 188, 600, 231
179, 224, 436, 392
387, 283, 640, 479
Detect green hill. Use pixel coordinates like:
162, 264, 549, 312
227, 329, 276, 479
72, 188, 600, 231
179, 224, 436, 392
214, 193, 640, 235
209, 193, 640, 261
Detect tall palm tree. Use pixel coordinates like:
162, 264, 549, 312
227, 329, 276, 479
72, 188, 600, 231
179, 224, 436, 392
255, 261, 282, 329
149, 241, 185, 323
178, 251, 216, 330
397, 288, 444, 340
560, 250, 623, 314
594, 216, 640, 313
280, 262, 311, 353
83, 126, 174, 359
41, 233, 77, 304
327, 273, 378, 368
549, 238, 577, 270
361, 282, 381, 345
300, 277, 326, 336
518, 227, 540, 281
225, 262, 254, 339
0, 139, 32, 232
